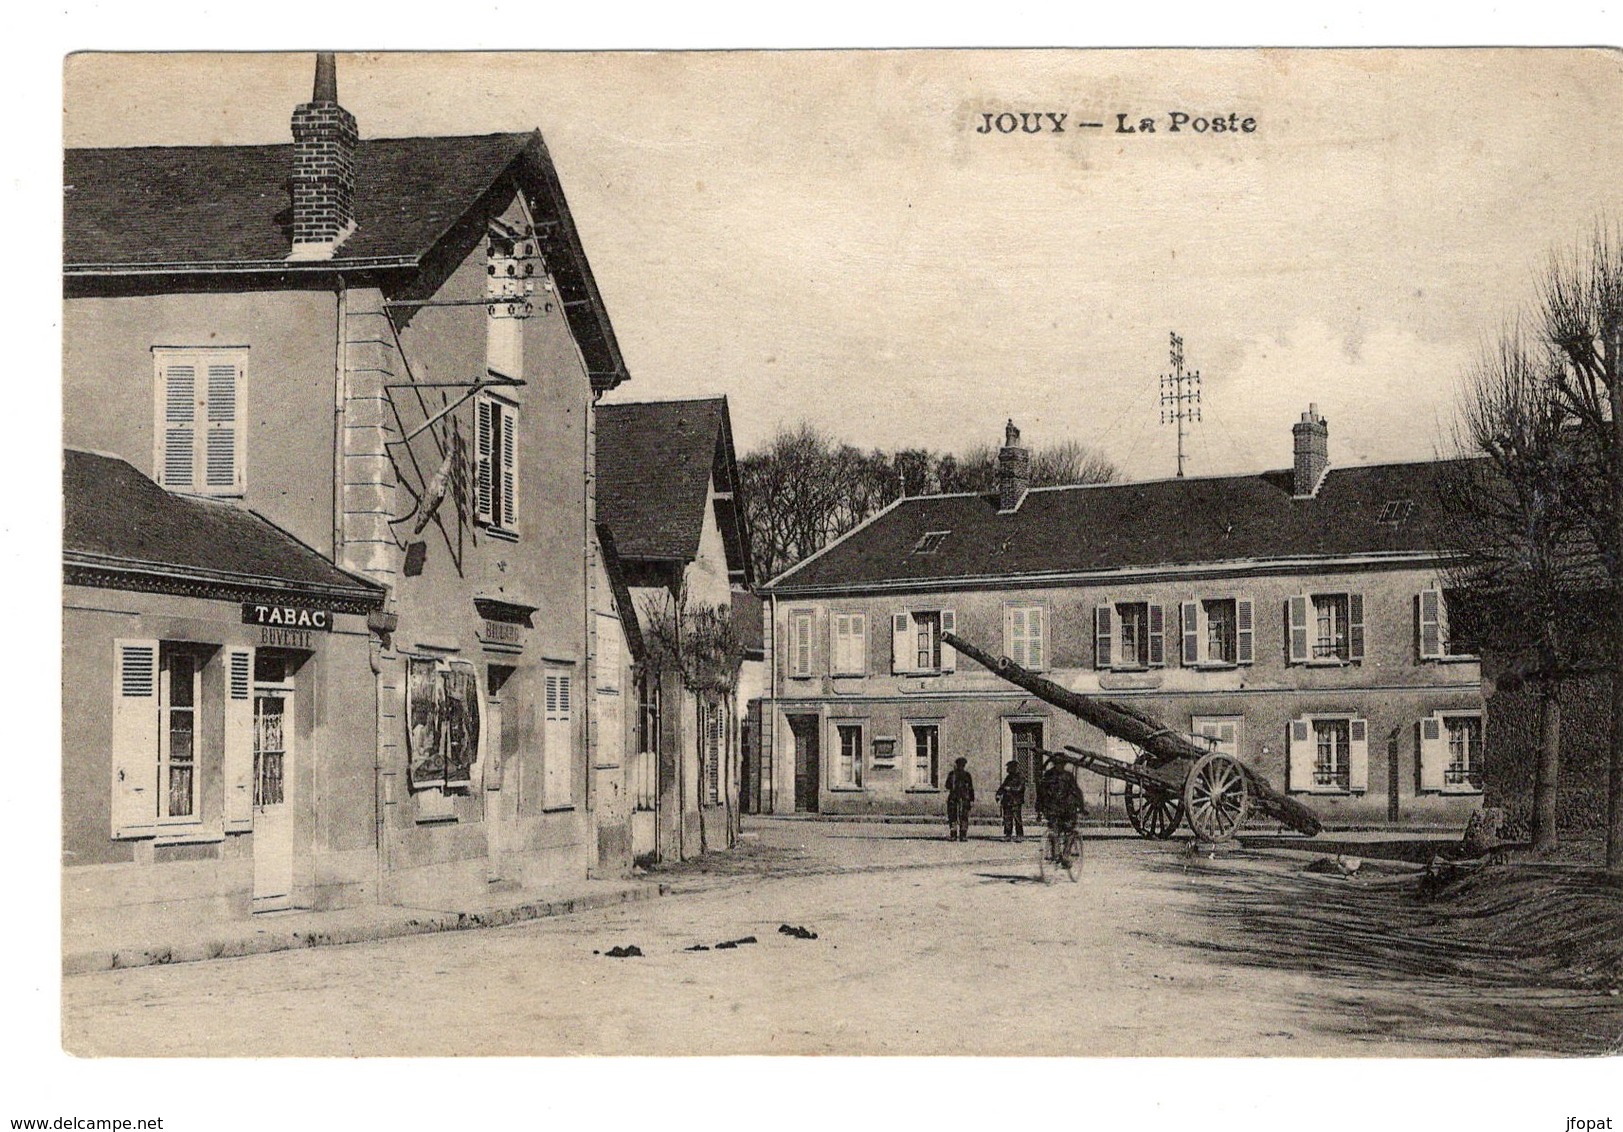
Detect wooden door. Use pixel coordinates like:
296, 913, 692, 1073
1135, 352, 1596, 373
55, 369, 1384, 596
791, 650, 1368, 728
252, 689, 294, 909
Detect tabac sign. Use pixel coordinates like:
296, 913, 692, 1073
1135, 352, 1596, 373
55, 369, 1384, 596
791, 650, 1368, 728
242, 603, 333, 648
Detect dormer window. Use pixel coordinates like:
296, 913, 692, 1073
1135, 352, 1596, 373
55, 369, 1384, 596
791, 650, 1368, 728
912, 531, 951, 555
1377, 499, 1414, 524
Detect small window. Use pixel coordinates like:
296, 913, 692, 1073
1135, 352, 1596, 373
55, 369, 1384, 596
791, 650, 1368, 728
1312, 594, 1349, 660
1191, 716, 1242, 759
835, 723, 864, 788
1377, 499, 1414, 524
1203, 599, 1236, 664
158, 646, 201, 821
1444, 715, 1483, 790
1006, 605, 1046, 670
1312, 718, 1350, 791
789, 610, 815, 677
912, 531, 951, 555
153, 348, 246, 496
910, 723, 939, 788
831, 613, 867, 676
914, 611, 942, 671
475, 395, 520, 537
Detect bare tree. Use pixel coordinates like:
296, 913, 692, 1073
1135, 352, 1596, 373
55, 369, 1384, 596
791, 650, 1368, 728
1443, 326, 1599, 849
1537, 223, 1623, 870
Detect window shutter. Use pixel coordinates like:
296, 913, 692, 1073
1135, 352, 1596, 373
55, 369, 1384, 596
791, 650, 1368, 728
474, 397, 495, 524
1235, 599, 1254, 665
791, 612, 811, 677
1287, 595, 1309, 664
1095, 604, 1113, 670
204, 361, 242, 491
500, 403, 518, 532
940, 610, 957, 671
1418, 717, 1445, 792
1286, 718, 1312, 793
1028, 607, 1044, 671
892, 612, 911, 674
1417, 590, 1441, 660
223, 647, 255, 832
1006, 606, 1023, 666
829, 614, 842, 674
1181, 601, 1200, 666
544, 672, 574, 806
1347, 593, 1365, 661
112, 640, 160, 837
1147, 604, 1166, 667
159, 362, 197, 489
851, 613, 867, 674
1348, 718, 1369, 793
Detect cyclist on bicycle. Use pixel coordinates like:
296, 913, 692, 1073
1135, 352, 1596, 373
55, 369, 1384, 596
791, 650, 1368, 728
1039, 758, 1087, 834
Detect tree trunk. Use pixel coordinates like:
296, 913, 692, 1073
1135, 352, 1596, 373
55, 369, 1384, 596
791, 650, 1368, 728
1609, 323, 1623, 873
1533, 684, 1561, 852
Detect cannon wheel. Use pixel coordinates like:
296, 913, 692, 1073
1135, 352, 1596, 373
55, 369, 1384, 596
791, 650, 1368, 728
1124, 778, 1184, 840
1182, 752, 1248, 843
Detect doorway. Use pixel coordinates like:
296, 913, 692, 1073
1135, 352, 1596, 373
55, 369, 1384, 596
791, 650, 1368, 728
1009, 720, 1045, 814
252, 685, 294, 909
789, 714, 821, 813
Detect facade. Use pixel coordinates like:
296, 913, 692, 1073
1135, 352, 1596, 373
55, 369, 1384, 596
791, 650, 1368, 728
596, 397, 754, 860
759, 411, 1488, 829
63, 55, 635, 924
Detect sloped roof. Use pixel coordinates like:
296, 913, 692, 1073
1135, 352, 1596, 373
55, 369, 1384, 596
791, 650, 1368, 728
64, 131, 628, 391
731, 589, 765, 658
766, 459, 1472, 594
64, 449, 385, 606
597, 398, 751, 579
596, 522, 645, 665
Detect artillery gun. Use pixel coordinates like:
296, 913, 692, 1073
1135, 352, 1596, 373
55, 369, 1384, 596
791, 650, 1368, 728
942, 631, 1323, 843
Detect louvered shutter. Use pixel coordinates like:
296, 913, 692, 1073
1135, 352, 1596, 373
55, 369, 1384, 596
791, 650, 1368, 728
940, 610, 957, 671
1347, 593, 1365, 661
851, 613, 867, 675
1095, 604, 1113, 670
544, 672, 574, 806
1418, 717, 1445, 792
1181, 601, 1200, 666
892, 613, 912, 674
1417, 590, 1442, 660
1348, 718, 1369, 793
159, 362, 197, 489
1235, 599, 1255, 665
1286, 718, 1312, 793
500, 403, 518, 532
1287, 596, 1309, 663
1006, 606, 1024, 666
112, 640, 160, 837
475, 397, 495, 524
204, 360, 242, 491
223, 647, 255, 831
1147, 605, 1166, 667
1028, 607, 1044, 670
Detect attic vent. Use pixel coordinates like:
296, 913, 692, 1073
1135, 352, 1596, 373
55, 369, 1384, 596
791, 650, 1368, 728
1377, 499, 1414, 524
911, 531, 951, 555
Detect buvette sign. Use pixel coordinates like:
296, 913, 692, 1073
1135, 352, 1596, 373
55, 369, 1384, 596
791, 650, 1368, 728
241, 603, 333, 632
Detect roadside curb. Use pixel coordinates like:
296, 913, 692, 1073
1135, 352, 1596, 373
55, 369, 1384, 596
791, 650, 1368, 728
64, 882, 672, 977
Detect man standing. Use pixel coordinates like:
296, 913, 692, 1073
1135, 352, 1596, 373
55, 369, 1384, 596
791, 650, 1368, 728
995, 759, 1027, 842
945, 757, 975, 841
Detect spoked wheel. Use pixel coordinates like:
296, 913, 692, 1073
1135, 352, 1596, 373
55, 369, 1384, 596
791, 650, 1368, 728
1125, 781, 1185, 840
1182, 753, 1248, 843
1059, 830, 1084, 882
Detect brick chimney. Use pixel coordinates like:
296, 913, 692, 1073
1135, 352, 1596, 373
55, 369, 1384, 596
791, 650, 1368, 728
1292, 403, 1330, 498
288, 52, 358, 261
996, 419, 1031, 512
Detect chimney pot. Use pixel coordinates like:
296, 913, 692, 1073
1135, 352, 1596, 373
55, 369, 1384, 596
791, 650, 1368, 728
997, 419, 1031, 512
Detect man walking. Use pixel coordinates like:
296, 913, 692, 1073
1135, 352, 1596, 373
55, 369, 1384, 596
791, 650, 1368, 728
945, 757, 975, 841
995, 759, 1026, 842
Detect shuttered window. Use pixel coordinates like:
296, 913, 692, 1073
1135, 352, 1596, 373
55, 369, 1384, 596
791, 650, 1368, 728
475, 395, 520, 535
1419, 711, 1483, 794
1291, 593, 1364, 664
831, 613, 867, 675
544, 669, 574, 807
154, 349, 245, 496
1006, 605, 1045, 670
790, 610, 815, 677
1287, 715, 1368, 794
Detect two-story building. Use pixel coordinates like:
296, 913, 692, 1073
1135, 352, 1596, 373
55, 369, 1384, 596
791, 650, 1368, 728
596, 397, 753, 860
63, 54, 634, 926
759, 409, 1487, 829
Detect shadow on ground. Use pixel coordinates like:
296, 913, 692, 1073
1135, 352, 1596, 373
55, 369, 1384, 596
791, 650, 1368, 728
1134, 851, 1623, 1056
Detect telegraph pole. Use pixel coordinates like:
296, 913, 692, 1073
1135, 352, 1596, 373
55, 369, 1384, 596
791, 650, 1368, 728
1160, 331, 1201, 478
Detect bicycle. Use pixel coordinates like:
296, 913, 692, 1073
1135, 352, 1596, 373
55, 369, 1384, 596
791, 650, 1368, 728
1039, 819, 1084, 882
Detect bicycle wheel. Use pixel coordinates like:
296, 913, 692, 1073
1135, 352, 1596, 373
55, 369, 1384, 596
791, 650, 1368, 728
1061, 830, 1083, 882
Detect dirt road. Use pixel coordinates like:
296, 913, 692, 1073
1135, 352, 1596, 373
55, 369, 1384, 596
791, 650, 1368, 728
61, 819, 1621, 1056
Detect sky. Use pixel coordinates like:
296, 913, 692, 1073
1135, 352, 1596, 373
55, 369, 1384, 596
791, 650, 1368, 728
62, 48, 1623, 482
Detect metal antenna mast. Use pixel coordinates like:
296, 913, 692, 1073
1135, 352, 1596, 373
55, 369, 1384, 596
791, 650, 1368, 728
1159, 331, 1202, 478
